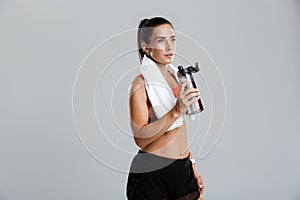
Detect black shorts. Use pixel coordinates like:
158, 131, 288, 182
126, 150, 200, 200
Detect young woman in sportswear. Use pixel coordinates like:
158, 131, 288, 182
127, 17, 204, 200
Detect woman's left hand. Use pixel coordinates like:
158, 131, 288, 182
191, 164, 204, 196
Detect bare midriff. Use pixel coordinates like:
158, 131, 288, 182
141, 121, 190, 159
137, 74, 190, 159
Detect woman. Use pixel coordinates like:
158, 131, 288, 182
127, 17, 204, 200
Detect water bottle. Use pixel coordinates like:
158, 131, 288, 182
177, 63, 204, 119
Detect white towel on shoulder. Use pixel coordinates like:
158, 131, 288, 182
140, 55, 183, 131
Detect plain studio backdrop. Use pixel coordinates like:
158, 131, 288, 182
0, 0, 299, 199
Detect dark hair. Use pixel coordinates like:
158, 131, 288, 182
137, 17, 174, 62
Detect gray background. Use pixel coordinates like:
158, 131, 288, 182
1, 0, 299, 199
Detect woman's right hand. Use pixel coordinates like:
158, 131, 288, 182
173, 81, 200, 116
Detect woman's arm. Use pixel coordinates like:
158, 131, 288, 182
129, 76, 200, 149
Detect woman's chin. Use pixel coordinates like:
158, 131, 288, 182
162, 58, 173, 64
160, 61, 172, 65
153, 57, 173, 65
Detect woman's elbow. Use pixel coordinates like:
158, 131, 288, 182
133, 137, 148, 149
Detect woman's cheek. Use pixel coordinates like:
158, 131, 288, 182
154, 44, 164, 50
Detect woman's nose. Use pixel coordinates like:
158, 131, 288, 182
165, 40, 171, 51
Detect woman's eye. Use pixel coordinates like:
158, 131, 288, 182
157, 39, 164, 43
171, 38, 176, 42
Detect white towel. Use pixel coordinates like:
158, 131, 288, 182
140, 55, 183, 131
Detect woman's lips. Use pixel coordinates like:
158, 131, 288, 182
164, 53, 173, 58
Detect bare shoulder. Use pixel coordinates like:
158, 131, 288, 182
129, 76, 146, 97
132, 75, 144, 88
129, 75, 149, 126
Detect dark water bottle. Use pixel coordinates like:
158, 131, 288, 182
177, 63, 204, 119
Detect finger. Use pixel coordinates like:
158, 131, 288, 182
198, 181, 204, 190
200, 188, 204, 196
182, 94, 200, 107
184, 91, 200, 101
182, 87, 199, 96
199, 181, 204, 195
196, 177, 203, 187
179, 81, 191, 93
178, 88, 197, 102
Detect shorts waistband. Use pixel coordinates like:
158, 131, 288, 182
138, 150, 190, 162
129, 150, 191, 173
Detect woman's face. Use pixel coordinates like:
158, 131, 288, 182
146, 24, 176, 65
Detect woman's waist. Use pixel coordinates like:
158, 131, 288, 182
141, 125, 189, 159
129, 148, 190, 173
139, 148, 190, 160
141, 137, 190, 160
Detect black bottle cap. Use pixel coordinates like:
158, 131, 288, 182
178, 66, 185, 75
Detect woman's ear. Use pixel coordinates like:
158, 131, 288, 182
141, 42, 150, 55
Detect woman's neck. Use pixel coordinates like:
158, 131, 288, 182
156, 63, 169, 77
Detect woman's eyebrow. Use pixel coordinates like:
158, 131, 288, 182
155, 36, 166, 39
155, 35, 176, 39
